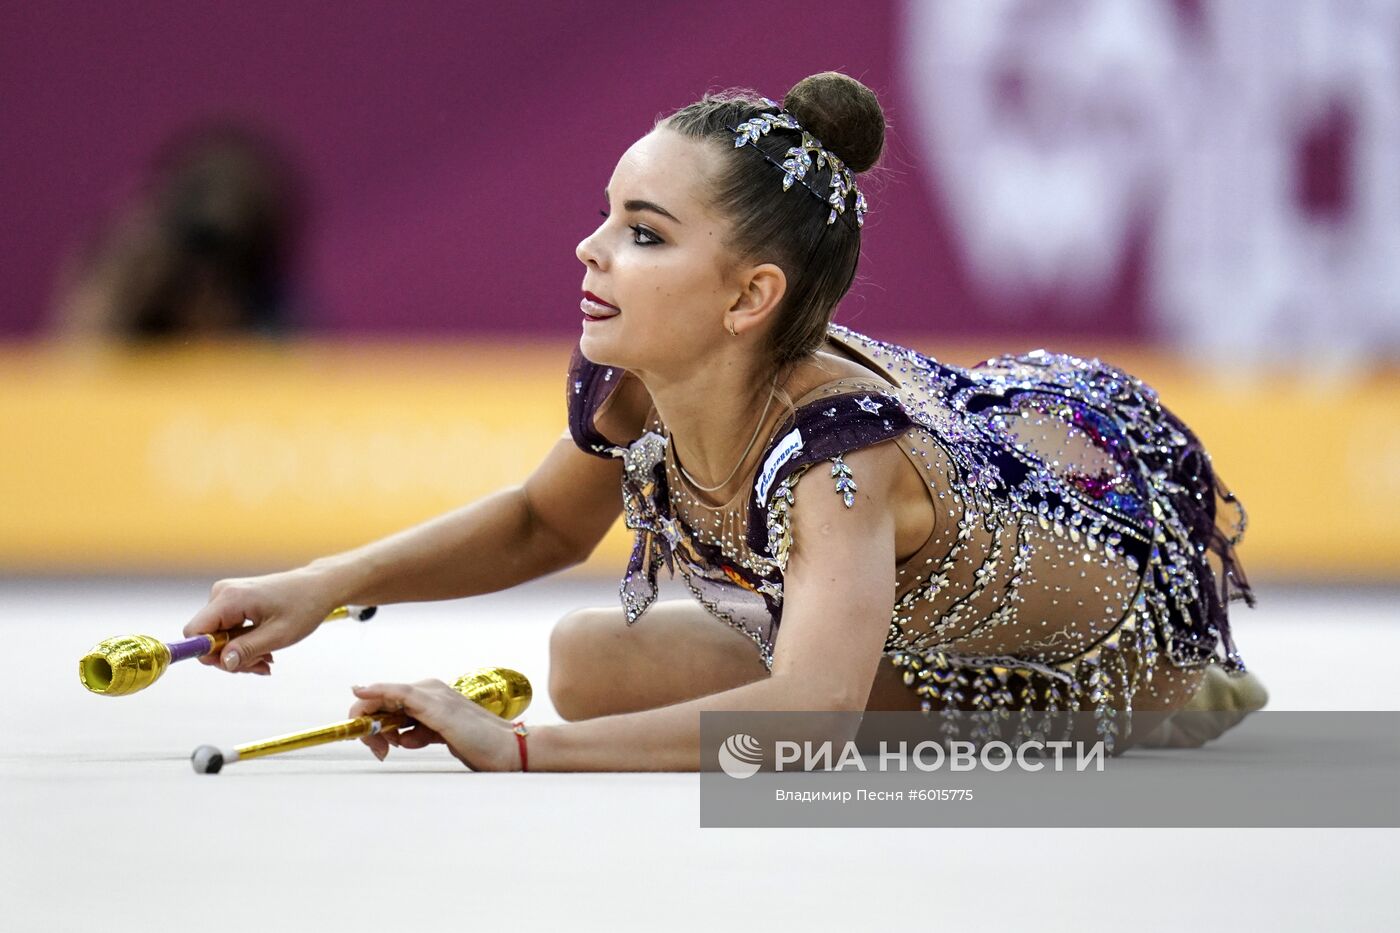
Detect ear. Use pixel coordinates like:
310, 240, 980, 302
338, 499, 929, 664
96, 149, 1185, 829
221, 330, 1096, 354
726, 261, 787, 336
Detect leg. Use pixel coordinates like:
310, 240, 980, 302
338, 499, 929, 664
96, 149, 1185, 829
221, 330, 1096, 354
863, 656, 927, 711
547, 599, 771, 721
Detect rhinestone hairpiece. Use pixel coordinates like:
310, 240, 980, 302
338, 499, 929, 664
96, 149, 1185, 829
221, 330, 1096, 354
729, 98, 868, 228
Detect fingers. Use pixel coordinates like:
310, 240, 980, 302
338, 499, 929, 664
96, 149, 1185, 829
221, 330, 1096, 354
350, 684, 435, 745
242, 658, 273, 676
196, 650, 274, 671
359, 734, 390, 761
353, 693, 406, 761
359, 725, 415, 762
183, 591, 269, 673
347, 680, 507, 771
194, 647, 270, 672
351, 683, 402, 761
348, 683, 421, 719
219, 628, 281, 673
349, 683, 458, 762
239, 652, 273, 673
395, 725, 442, 749
183, 592, 253, 638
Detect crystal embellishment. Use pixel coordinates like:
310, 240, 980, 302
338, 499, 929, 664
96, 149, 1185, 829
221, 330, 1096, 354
729, 98, 868, 228
763, 470, 804, 571
830, 456, 857, 508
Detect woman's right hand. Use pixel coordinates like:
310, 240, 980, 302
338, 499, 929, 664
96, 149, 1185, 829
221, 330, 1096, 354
182, 567, 343, 675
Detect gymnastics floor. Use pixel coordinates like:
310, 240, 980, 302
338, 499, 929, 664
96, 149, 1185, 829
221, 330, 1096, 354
3, 575, 1396, 931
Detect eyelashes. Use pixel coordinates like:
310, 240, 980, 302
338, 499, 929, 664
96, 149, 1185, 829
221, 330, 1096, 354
598, 209, 663, 246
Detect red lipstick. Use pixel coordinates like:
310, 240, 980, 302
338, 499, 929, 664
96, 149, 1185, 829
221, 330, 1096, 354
583, 291, 619, 311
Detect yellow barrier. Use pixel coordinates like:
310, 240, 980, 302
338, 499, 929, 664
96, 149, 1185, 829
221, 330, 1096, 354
2, 337, 1395, 581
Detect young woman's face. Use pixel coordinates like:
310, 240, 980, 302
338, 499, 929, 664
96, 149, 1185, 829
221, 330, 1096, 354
575, 128, 745, 374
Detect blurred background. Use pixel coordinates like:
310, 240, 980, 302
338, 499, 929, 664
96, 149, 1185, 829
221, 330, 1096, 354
7, 9, 1397, 929
3, 0, 1397, 583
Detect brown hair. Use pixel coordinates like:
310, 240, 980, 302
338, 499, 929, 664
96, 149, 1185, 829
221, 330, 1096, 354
658, 71, 886, 397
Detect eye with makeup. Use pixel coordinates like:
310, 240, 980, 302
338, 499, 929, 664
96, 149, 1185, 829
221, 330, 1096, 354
598, 209, 664, 246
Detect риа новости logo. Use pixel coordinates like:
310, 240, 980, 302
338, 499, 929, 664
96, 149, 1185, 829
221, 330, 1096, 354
718, 733, 763, 778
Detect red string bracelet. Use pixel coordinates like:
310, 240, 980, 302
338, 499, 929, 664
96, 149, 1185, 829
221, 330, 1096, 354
512, 721, 529, 772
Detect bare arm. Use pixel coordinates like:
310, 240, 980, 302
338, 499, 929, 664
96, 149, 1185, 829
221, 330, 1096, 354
521, 442, 903, 771
308, 436, 625, 606
185, 435, 629, 671
309, 368, 653, 606
186, 366, 651, 673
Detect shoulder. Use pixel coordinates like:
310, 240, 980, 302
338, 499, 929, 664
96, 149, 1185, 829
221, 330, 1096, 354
779, 443, 902, 595
777, 438, 911, 567
744, 384, 917, 561
788, 436, 913, 518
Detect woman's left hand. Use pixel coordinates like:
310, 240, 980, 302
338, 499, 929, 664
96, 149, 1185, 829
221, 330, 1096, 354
349, 680, 521, 771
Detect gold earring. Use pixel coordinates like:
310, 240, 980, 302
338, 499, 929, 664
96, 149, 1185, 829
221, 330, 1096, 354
726, 320, 738, 336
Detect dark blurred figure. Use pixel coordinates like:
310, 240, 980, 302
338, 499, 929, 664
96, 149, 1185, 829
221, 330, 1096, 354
52, 122, 305, 342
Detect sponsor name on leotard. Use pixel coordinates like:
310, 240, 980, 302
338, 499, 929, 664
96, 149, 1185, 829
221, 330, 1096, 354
755, 428, 804, 504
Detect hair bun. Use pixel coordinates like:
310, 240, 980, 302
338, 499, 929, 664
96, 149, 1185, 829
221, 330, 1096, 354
782, 72, 885, 173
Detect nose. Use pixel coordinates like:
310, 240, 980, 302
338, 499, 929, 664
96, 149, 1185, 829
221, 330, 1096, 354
576, 225, 606, 270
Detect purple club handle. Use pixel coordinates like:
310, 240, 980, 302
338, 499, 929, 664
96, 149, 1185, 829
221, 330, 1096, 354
167, 633, 217, 663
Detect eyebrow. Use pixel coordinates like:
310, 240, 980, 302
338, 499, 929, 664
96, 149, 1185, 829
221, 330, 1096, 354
603, 188, 682, 224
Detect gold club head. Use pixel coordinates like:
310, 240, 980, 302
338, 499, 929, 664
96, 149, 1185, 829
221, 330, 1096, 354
452, 667, 532, 719
79, 635, 173, 696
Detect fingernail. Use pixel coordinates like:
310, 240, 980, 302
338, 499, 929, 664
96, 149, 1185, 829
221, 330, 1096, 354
223, 651, 239, 670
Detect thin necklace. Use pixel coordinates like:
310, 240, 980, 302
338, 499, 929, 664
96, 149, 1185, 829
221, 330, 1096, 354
672, 377, 779, 495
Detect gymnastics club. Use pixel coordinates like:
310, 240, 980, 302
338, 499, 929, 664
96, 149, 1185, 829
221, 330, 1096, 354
190, 666, 531, 774
78, 604, 378, 697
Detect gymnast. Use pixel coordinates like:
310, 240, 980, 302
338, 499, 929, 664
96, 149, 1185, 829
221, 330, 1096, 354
183, 72, 1266, 771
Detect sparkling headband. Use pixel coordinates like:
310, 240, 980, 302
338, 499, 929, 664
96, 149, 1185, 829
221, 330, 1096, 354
728, 98, 868, 228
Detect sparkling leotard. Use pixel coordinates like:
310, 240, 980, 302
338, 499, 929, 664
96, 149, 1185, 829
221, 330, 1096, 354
567, 322, 1256, 735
